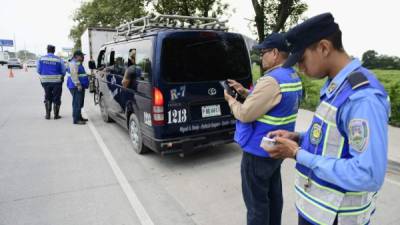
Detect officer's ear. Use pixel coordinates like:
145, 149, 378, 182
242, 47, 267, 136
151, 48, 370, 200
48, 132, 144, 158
318, 39, 332, 58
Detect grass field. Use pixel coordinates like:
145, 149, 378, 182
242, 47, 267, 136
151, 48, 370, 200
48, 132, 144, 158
251, 65, 400, 126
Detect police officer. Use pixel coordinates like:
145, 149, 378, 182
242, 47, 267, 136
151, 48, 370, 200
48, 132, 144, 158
224, 33, 302, 225
66, 50, 89, 125
37, 45, 66, 120
264, 13, 390, 225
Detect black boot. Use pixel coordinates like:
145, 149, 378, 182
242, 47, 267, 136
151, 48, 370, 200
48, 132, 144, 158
54, 104, 61, 120
45, 101, 52, 120
80, 116, 89, 122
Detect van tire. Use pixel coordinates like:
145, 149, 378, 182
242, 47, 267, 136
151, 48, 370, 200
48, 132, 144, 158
99, 95, 113, 123
129, 113, 149, 154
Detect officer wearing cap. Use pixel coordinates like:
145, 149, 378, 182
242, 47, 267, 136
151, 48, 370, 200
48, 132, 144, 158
224, 33, 302, 225
37, 45, 66, 119
66, 50, 89, 125
264, 13, 390, 225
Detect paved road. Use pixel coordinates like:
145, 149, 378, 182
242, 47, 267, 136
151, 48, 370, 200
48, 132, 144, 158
0, 66, 399, 225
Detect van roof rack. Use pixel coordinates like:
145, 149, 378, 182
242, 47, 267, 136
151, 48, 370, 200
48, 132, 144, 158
114, 14, 228, 39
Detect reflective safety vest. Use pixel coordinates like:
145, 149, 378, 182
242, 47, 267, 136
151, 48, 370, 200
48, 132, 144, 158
37, 54, 64, 83
295, 69, 389, 225
234, 66, 303, 157
66, 60, 89, 89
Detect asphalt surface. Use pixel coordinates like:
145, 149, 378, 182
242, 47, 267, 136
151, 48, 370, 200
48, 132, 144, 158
0, 66, 399, 225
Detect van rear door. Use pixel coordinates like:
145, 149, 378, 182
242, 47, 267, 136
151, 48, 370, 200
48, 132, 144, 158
155, 31, 252, 139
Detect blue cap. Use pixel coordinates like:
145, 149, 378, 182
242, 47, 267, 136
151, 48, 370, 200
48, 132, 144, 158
283, 13, 340, 68
253, 33, 289, 52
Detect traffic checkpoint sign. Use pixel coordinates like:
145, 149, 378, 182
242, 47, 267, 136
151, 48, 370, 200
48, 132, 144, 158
0, 39, 14, 47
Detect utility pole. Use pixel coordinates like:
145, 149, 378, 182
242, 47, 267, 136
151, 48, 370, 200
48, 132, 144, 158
13, 33, 17, 54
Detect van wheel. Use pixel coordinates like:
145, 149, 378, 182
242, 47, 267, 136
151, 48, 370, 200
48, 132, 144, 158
129, 113, 149, 154
99, 95, 113, 123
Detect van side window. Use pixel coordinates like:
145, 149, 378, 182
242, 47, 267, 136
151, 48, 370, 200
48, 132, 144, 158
114, 47, 126, 74
98, 49, 106, 68
132, 39, 153, 82
106, 50, 115, 67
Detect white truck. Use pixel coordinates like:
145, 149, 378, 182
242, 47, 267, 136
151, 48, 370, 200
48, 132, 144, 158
80, 27, 116, 71
0, 51, 10, 66
80, 27, 116, 92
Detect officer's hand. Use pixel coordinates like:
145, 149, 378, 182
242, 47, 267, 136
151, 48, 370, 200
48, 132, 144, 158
77, 84, 83, 92
227, 79, 246, 95
264, 137, 299, 159
267, 130, 300, 143
224, 90, 234, 102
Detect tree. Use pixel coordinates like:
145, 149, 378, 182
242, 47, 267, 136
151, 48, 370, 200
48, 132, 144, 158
362, 50, 378, 69
17, 50, 37, 61
148, 0, 229, 18
69, 0, 146, 49
251, 0, 308, 42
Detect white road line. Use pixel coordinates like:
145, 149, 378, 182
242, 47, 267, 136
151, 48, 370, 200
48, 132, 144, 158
386, 177, 400, 187
84, 111, 155, 225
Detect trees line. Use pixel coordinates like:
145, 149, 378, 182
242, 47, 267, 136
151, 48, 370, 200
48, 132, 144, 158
362, 50, 400, 70
69, 0, 308, 49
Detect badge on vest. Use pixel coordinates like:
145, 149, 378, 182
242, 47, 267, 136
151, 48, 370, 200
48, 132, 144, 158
348, 119, 369, 152
327, 82, 337, 94
310, 123, 323, 145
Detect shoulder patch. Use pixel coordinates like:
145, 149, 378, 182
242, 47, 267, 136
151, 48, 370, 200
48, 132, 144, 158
348, 72, 369, 90
348, 119, 369, 152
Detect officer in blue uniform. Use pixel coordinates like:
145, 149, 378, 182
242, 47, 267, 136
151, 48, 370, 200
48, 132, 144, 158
224, 33, 302, 225
264, 13, 390, 225
66, 50, 89, 125
37, 45, 66, 120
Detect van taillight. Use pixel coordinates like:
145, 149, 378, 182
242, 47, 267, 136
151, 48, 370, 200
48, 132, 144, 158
152, 88, 165, 125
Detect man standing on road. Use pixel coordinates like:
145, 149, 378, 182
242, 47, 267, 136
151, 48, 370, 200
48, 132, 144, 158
66, 50, 89, 125
224, 33, 302, 225
37, 45, 66, 120
264, 13, 390, 225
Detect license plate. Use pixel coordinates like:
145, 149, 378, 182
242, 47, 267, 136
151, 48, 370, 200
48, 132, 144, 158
201, 105, 221, 118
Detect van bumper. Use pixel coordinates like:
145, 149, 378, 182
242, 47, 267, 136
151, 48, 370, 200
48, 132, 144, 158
143, 128, 236, 156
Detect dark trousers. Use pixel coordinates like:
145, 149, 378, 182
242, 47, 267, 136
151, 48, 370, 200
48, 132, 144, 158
298, 215, 338, 225
241, 151, 283, 225
69, 88, 85, 123
41, 83, 63, 105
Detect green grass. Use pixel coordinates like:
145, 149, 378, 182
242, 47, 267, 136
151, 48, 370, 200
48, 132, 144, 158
251, 65, 400, 127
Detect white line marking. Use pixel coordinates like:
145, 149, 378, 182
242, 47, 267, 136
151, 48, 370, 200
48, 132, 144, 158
83, 111, 155, 225
386, 177, 400, 187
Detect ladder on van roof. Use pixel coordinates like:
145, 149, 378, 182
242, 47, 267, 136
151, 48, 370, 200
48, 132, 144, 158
115, 14, 228, 39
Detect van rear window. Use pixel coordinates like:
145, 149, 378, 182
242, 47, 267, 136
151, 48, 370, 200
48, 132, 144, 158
161, 33, 250, 83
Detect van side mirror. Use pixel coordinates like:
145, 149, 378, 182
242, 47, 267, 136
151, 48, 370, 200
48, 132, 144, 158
89, 60, 96, 70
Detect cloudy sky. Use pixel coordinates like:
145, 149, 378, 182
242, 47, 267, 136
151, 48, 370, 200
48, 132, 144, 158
0, 0, 399, 58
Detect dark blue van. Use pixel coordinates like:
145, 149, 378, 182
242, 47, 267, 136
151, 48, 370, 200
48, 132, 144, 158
94, 16, 252, 156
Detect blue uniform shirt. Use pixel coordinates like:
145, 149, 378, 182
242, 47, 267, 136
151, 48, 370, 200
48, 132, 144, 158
36, 53, 66, 75
297, 59, 390, 192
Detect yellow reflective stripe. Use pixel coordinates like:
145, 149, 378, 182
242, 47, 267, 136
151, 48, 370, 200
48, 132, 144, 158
339, 203, 373, 216
314, 113, 336, 127
321, 124, 330, 156
280, 81, 302, 88
280, 82, 302, 92
297, 171, 345, 196
295, 183, 340, 211
337, 137, 345, 158
295, 188, 336, 215
320, 101, 337, 111
257, 114, 297, 125
66, 72, 87, 78
297, 171, 371, 212
281, 87, 303, 92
